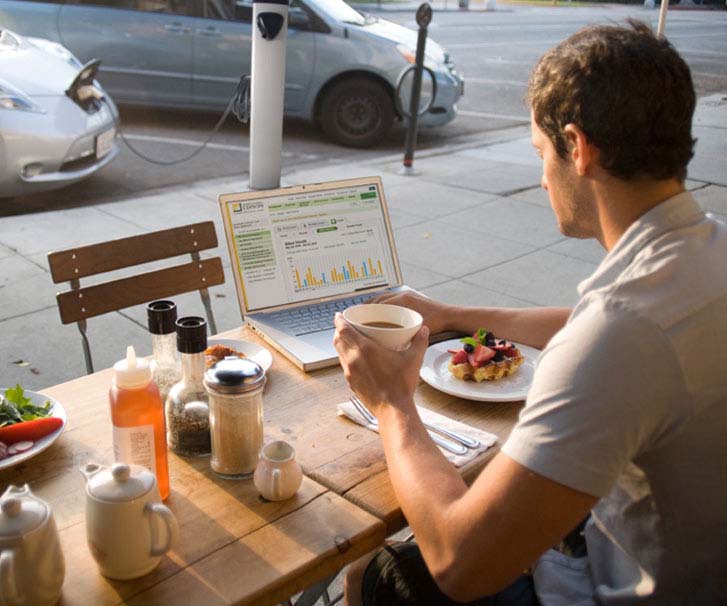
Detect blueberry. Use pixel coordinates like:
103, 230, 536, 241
463, 343, 475, 354
485, 333, 496, 346
493, 350, 505, 362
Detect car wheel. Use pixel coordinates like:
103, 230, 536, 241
320, 77, 394, 148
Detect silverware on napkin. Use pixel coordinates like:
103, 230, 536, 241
349, 396, 475, 456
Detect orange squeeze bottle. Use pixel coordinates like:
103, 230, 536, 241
109, 346, 170, 500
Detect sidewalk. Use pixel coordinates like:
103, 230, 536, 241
1, 94, 726, 389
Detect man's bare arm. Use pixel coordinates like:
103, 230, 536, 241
378, 405, 596, 601
374, 291, 570, 350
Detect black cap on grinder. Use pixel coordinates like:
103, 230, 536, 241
147, 300, 177, 335
175, 316, 207, 354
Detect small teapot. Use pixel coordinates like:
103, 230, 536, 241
253, 441, 303, 501
81, 462, 179, 580
0, 485, 65, 606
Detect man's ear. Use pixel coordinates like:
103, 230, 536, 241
563, 124, 595, 176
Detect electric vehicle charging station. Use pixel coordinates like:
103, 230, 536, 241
249, 0, 290, 190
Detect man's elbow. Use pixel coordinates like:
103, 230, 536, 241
431, 560, 510, 603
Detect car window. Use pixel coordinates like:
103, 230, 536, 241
74, 0, 194, 16
230, 0, 313, 29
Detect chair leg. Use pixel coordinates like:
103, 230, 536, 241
77, 320, 94, 374
294, 573, 337, 606
199, 287, 218, 335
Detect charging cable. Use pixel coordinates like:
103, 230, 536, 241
117, 74, 250, 166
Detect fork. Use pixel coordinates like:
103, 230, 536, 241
349, 396, 469, 456
350, 395, 480, 449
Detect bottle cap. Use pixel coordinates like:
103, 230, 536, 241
113, 345, 152, 389
176, 317, 208, 354
147, 300, 177, 335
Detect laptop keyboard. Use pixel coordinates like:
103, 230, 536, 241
264, 295, 372, 336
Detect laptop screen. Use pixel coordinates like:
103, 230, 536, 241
220, 178, 401, 313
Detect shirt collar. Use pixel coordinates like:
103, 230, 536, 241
577, 191, 705, 297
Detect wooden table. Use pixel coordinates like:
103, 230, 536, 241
0, 326, 521, 605
222, 327, 523, 533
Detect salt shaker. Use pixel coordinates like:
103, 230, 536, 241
203, 357, 266, 478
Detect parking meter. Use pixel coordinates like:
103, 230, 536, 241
397, 3, 435, 173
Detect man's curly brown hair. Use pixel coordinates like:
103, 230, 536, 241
528, 20, 696, 182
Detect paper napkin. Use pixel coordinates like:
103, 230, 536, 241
337, 401, 498, 467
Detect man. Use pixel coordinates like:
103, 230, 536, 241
333, 20, 727, 606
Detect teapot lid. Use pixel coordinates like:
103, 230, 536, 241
85, 462, 155, 502
0, 485, 48, 538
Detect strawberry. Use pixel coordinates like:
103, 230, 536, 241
451, 349, 468, 365
472, 344, 496, 366
505, 347, 520, 358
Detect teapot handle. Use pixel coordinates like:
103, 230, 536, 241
0, 549, 18, 605
145, 503, 179, 557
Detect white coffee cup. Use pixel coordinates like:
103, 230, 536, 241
342, 304, 423, 350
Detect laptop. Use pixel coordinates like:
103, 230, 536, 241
219, 176, 411, 371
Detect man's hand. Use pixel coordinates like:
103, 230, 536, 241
333, 312, 430, 416
372, 291, 453, 335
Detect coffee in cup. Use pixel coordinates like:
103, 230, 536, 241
342, 304, 423, 350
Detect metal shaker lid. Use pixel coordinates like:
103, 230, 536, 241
203, 357, 266, 394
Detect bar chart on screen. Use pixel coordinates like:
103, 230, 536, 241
290, 251, 387, 292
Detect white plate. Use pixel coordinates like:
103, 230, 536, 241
207, 338, 273, 372
0, 389, 67, 470
420, 339, 540, 402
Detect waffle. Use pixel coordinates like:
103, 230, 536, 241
448, 352, 524, 382
205, 344, 246, 368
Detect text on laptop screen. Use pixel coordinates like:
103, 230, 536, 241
225, 183, 398, 311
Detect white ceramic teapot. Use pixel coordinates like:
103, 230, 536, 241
81, 461, 179, 580
0, 484, 65, 606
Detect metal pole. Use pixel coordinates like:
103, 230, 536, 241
656, 0, 668, 37
402, 3, 433, 171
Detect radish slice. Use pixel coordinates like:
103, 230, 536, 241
7, 441, 34, 456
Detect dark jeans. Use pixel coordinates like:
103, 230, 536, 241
361, 542, 540, 606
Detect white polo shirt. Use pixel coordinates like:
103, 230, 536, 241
503, 192, 727, 604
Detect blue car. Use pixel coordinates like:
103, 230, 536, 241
0, 0, 464, 147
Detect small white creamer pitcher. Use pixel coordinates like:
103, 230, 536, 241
81, 461, 179, 580
253, 441, 303, 501
0, 484, 65, 606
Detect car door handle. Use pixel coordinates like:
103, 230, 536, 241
196, 27, 221, 37
163, 23, 191, 34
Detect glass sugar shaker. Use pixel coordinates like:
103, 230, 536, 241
203, 357, 266, 478
147, 300, 181, 404
165, 317, 211, 457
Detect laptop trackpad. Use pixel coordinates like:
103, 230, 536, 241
299, 328, 336, 354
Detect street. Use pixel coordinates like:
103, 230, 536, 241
1, 2, 725, 216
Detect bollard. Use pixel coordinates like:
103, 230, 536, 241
398, 3, 437, 175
